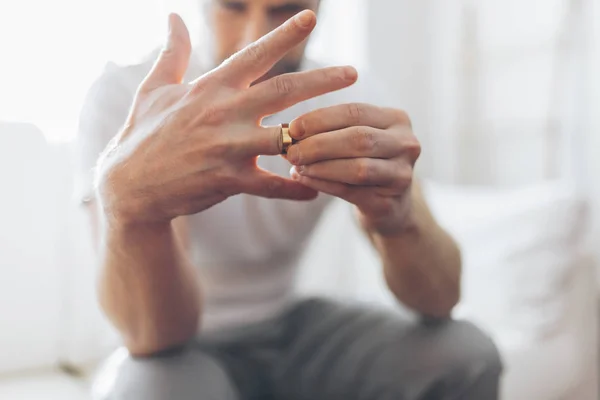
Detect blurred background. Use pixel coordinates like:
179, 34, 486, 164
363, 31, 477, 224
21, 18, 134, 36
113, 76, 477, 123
0, 0, 598, 399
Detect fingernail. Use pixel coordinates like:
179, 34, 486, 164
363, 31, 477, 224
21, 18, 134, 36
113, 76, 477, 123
295, 11, 314, 28
290, 167, 301, 180
296, 165, 306, 174
344, 66, 358, 81
293, 120, 306, 139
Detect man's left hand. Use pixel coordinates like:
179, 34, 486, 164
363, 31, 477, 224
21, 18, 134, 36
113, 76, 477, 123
287, 103, 421, 236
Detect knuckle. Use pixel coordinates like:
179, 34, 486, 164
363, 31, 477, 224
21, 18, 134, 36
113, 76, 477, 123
290, 143, 310, 164
352, 127, 377, 153
209, 138, 232, 159
265, 178, 284, 198
355, 160, 374, 184
274, 75, 296, 95
189, 77, 211, 93
393, 165, 413, 190
394, 108, 412, 126
214, 168, 241, 197
245, 44, 267, 65
294, 146, 309, 165
347, 103, 364, 125
198, 105, 227, 126
404, 135, 422, 161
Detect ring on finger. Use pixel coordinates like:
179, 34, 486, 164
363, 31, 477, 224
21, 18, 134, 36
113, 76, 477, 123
279, 123, 297, 154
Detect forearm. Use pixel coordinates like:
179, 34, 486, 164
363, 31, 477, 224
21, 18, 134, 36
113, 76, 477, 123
98, 218, 201, 356
366, 188, 461, 318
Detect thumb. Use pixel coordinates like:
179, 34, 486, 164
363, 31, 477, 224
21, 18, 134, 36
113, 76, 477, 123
142, 13, 191, 91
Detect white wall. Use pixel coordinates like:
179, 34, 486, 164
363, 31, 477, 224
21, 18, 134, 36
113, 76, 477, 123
584, 0, 600, 283
0, 122, 115, 373
365, 0, 444, 181
0, 123, 63, 373
365, 0, 588, 187
306, 0, 367, 69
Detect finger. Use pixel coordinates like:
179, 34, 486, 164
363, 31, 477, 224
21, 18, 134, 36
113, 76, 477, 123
242, 169, 318, 200
208, 10, 317, 88
289, 169, 359, 204
289, 171, 403, 216
233, 125, 283, 156
290, 103, 411, 139
141, 13, 191, 92
293, 158, 403, 186
286, 126, 402, 166
239, 66, 358, 118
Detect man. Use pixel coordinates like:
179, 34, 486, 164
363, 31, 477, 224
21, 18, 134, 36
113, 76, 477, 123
76, 1, 502, 399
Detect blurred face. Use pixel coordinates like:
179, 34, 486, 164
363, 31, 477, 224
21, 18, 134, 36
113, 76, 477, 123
207, 0, 320, 83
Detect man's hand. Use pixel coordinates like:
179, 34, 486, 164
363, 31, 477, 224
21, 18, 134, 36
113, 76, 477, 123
91, 10, 358, 356
286, 103, 420, 236
287, 104, 461, 317
96, 11, 358, 226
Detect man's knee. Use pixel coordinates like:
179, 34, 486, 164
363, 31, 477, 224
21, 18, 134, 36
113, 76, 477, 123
429, 320, 503, 398
92, 347, 239, 400
448, 320, 503, 376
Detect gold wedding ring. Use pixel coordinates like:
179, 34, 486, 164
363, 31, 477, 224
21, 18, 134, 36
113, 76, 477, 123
279, 123, 297, 154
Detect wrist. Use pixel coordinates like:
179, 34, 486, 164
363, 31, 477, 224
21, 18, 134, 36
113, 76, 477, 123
97, 182, 169, 232
105, 212, 171, 235
101, 211, 173, 254
358, 198, 418, 238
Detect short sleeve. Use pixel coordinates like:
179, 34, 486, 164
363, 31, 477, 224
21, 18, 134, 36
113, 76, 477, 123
72, 63, 137, 204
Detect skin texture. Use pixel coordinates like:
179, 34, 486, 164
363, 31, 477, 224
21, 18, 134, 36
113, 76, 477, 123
95, 11, 357, 356
287, 105, 461, 317
91, 2, 461, 357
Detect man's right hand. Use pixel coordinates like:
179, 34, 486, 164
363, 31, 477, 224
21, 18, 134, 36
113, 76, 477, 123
95, 11, 357, 226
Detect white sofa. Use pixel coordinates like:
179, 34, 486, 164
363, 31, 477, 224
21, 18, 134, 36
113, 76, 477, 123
298, 181, 598, 400
424, 183, 598, 400
0, 121, 597, 399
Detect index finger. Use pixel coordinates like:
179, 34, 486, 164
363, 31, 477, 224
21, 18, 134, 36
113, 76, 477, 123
212, 10, 317, 88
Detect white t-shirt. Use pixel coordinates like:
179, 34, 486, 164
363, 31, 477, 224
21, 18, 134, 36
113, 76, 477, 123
74, 50, 394, 333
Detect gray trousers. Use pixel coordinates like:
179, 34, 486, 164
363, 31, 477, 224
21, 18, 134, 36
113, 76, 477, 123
93, 298, 502, 400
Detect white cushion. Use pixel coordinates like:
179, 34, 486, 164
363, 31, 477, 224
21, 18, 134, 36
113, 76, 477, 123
498, 253, 597, 400
421, 180, 590, 339
0, 122, 66, 372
